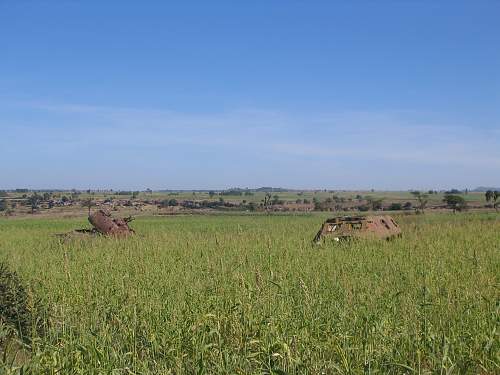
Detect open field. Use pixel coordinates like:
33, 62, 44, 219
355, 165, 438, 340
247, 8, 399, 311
3, 1, 500, 374
1, 189, 494, 219
0, 212, 498, 374
3, 190, 489, 204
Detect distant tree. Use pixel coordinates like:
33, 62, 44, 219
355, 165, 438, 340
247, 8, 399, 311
0, 199, 7, 212
263, 193, 272, 211
493, 191, 500, 212
271, 195, 283, 205
0, 191, 8, 197
83, 196, 95, 215
388, 203, 402, 211
303, 199, 311, 204
365, 196, 383, 211
485, 190, 493, 203
159, 199, 178, 208
209, 191, 215, 198
146, 188, 153, 195
313, 197, 321, 210
295, 199, 303, 204
43, 192, 51, 201
372, 199, 383, 210
411, 191, 429, 214
132, 191, 139, 199
443, 194, 467, 213
27, 193, 42, 214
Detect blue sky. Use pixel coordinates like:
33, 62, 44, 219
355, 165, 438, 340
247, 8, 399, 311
1, 1, 499, 190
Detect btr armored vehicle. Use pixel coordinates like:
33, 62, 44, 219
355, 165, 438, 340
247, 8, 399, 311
313, 215, 401, 244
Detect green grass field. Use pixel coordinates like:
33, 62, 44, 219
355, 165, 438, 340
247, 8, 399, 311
5, 189, 488, 205
0, 212, 498, 374
85, 190, 487, 204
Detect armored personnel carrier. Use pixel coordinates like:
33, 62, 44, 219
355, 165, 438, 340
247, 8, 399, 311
313, 215, 401, 244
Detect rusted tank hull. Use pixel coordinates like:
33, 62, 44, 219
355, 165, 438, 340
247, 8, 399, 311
314, 215, 401, 244
88, 210, 134, 237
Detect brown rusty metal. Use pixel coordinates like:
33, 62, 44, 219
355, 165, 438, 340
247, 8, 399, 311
313, 215, 401, 244
88, 210, 134, 237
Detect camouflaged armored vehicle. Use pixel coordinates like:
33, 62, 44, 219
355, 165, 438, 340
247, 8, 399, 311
313, 215, 401, 244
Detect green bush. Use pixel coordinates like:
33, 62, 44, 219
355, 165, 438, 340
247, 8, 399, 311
443, 194, 467, 212
0, 262, 33, 341
388, 203, 402, 210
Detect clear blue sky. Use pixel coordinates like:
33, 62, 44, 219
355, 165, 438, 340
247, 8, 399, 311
1, 1, 499, 190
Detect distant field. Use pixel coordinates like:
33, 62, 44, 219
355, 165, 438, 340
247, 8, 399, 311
0, 212, 498, 373
2, 190, 489, 219
77, 190, 486, 204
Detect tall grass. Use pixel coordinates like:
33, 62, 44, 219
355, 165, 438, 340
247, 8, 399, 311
0, 213, 498, 374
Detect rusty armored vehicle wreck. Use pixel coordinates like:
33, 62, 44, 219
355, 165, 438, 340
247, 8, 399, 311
88, 210, 135, 237
313, 215, 401, 244
58, 210, 134, 240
